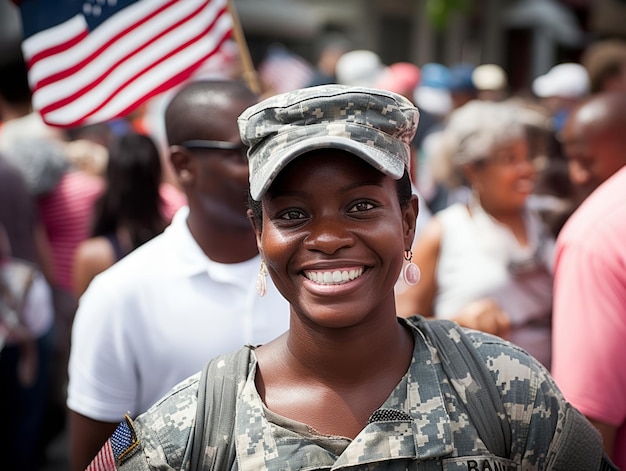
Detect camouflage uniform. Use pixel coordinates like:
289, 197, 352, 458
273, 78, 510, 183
88, 317, 608, 470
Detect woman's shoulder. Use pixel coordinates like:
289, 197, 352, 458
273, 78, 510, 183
463, 328, 555, 395
465, 328, 547, 375
148, 371, 201, 414
74, 237, 116, 266
73, 237, 117, 296
406, 316, 546, 382
136, 345, 251, 437
465, 328, 610, 466
101, 372, 201, 469
404, 317, 582, 461
405, 316, 561, 424
463, 329, 566, 439
122, 347, 253, 467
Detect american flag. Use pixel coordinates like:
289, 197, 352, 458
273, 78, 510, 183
16, 0, 235, 128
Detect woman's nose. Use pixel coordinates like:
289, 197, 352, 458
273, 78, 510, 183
302, 217, 355, 255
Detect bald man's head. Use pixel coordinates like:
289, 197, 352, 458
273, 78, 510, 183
165, 80, 257, 146
561, 91, 626, 197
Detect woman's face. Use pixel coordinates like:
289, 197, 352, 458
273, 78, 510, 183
467, 138, 535, 212
255, 150, 417, 329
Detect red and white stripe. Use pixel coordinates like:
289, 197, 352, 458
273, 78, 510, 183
86, 440, 117, 471
22, 0, 233, 127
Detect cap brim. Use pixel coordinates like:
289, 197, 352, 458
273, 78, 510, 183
249, 133, 406, 200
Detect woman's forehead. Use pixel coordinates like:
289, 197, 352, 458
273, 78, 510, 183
271, 150, 387, 187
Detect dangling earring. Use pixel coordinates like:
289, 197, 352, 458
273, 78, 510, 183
256, 259, 267, 297
402, 250, 421, 286
470, 185, 482, 208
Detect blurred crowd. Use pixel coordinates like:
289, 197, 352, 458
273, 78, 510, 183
1, 33, 626, 469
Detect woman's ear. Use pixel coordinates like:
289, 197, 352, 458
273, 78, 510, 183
402, 194, 419, 249
247, 208, 263, 255
461, 163, 478, 189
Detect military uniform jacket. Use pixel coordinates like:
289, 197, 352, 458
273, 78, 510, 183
90, 317, 608, 470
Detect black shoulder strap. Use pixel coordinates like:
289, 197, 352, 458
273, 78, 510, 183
190, 346, 252, 470
406, 315, 512, 458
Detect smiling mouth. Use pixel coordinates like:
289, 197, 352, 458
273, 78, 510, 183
304, 268, 364, 285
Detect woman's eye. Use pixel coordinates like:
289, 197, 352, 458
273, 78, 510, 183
349, 201, 375, 212
504, 154, 519, 165
279, 209, 306, 220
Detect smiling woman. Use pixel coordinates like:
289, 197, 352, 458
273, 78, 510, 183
254, 149, 412, 333
85, 85, 615, 470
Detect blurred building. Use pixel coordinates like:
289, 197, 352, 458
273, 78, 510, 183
235, 0, 626, 94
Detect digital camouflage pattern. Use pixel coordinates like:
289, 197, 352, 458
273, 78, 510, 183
237, 85, 420, 200
87, 317, 610, 470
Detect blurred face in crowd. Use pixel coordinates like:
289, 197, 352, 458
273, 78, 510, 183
175, 96, 256, 230
186, 142, 249, 228
561, 98, 626, 198
166, 82, 261, 238
465, 138, 535, 214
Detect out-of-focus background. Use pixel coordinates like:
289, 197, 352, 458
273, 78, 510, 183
2, 0, 626, 469
3, 0, 626, 87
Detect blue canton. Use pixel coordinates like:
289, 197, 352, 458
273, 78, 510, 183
19, 0, 137, 38
111, 416, 139, 462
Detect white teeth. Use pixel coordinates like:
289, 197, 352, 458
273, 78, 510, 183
305, 268, 364, 285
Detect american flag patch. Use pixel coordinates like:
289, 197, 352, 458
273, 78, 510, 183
111, 415, 140, 463
85, 415, 140, 470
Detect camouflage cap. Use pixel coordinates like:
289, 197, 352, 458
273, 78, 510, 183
238, 84, 420, 200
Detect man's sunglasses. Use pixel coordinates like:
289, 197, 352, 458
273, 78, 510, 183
179, 140, 248, 160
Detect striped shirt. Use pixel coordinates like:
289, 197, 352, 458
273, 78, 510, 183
38, 170, 103, 292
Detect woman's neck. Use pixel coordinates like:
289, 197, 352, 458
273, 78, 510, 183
254, 311, 414, 438
284, 311, 413, 383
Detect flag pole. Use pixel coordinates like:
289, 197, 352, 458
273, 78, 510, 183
227, 0, 262, 95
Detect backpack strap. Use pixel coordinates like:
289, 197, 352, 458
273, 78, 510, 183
190, 346, 253, 470
405, 315, 512, 458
